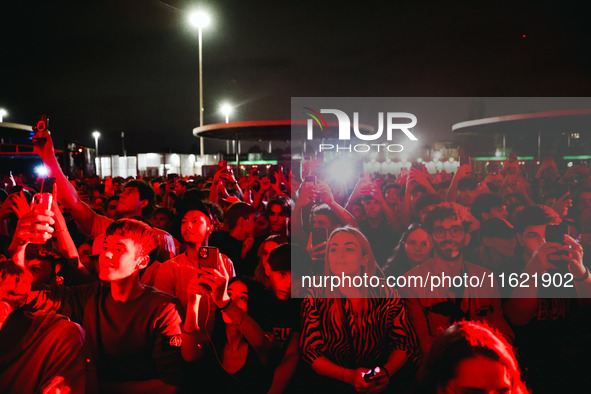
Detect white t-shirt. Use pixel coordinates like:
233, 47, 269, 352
153, 252, 236, 308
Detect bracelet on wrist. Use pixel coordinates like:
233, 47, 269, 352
573, 267, 590, 281
382, 366, 390, 378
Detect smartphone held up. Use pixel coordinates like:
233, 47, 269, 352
29, 177, 56, 244
32, 114, 50, 146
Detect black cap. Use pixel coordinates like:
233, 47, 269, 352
268, 243, 291, 272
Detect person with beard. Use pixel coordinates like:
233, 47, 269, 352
399, 203, 513, 356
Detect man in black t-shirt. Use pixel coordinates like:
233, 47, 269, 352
210, 202, 263, 276
260, 244, 302, 394
12, 216, 184, 393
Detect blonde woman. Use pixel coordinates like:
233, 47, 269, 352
301, 226, 419, 392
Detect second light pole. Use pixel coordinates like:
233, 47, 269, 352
220, 103, 233, 154
92, 131, 101, 178
92, 131, 101, 156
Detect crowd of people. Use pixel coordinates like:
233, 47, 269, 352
1, 128, 591, 393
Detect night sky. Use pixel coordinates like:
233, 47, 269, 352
2, 0, 591, 155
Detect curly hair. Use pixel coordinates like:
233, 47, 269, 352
423, 202, 474, 233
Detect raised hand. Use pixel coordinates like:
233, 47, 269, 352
10, 191, 31, 219
12, 209, 55, 247
32, 126, 56, 163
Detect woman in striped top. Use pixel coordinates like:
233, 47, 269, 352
301, 226, 419, 392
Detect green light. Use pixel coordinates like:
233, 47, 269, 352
472, 157, 503, 161
227, 160, 278, 165
472, 156, 534, 161
563, 155, 591, 160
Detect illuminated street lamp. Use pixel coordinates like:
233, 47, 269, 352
188, 10, 211, 155
220, 102, 233, 124
0, 108, 7, 122
92, 131, 101, 156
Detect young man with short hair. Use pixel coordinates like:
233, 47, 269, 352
445, 165, 477, 206
23, 244, 64, 285
154, 200, 235, 308
209, 201, 261, 276
503, 204, 591, 393
470, 193, 508, 223
262, 244, 302, 394
11, 213, 184, 393
467, 218, 520, 297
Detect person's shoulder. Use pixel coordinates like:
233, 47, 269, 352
220, 253, 235, 271
93, 214, 114, 231
302, 284, 326, 299
67, 279, 104, 297
402, 259, 434, 277
210, 230, 231, 240
254, 234, 267, 244
152, 226, 173, 240
143, 285, 181, 303
464, 260, 493, 275
161, 253, 184, 267
31, 311, 85, 345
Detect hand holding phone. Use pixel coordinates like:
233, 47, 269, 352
198, 246, 220, 291
305, 176, 317, 185
29, 177, 56, 244
311, 228, 327, 247
545, 223, 570, 267
198, 246, 219, 269
32, 114, 49, 146
363, 366, 383, 382
32, 115, 57, 162
307, 230, 327, 262
411, 162, 423, 172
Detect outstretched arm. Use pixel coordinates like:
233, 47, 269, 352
51, 199, 91, 280
33, 128, 97, 235
316, 181, 358, 228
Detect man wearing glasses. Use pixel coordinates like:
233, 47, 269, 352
398, 203, 513, 356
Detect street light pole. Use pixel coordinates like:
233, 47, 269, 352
189, 10, 210, 156
198, 25, 204, 155
220, 102, 233, 155
121, 131, 126, 156
92, 131, 101, 178
220, 102, 233, 124
92, 131, 101, 157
